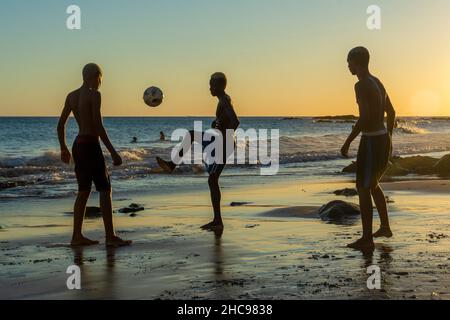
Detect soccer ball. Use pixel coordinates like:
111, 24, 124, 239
143, 86, 164, 107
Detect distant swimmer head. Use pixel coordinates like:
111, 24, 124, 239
347, 47, 370, 75
210, 72, 227, 96
82, 63, 103, 90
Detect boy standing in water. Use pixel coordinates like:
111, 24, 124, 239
156, 72, 240, 231
57, 63, 131, 247
341, 47, 396, 250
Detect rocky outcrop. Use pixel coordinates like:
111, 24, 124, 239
318, 200, 360, 222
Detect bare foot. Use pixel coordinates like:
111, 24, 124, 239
201, 221, 224, 231
156, 157, 176, 173
106, 236, 132, 247
347, 238, 375, 251
373, 226, 393, 238
70, 236, 100, 247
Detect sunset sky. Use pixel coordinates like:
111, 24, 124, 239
1, 0, 450, 116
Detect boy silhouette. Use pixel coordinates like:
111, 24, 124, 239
57, 63, 131, 247
156, 72, 239, 231
341, 47, 396, 251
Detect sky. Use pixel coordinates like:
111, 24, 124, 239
1, 0, 450, 117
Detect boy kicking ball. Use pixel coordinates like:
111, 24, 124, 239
156, 72, 240, 231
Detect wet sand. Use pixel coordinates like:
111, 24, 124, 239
1, 178, 450, 300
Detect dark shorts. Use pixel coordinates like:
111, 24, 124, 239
72, 135, 111, 192
356, 133, 391, 189
185, 130, 234, 177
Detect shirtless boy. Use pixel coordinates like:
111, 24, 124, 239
156, 72, 240, 231
57, 63, 131, 247
341, 47, 396, 251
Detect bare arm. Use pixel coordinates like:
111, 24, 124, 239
341, 83, 366, 157
385, 94, 396, 135
91, 92, 122, 166
57, 96, 72, 163
344, 119, 362, 146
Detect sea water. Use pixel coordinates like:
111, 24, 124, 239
1, 116, 450, 200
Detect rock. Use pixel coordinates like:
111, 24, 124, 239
313, 115, 358, 121
230, 202, 253, 207
318, 200, 360, 221
434, 154, 450, 176
342, 162, 357, 173
333, 188, 358, 197
393, 156, 438, 174
0, 180, 31, 190
384, 162, 410, 176
119, 203, 144, 214
84, 206, 102, 218
343, 155, 442, 177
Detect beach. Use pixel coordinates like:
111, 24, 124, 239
1, 176, 450, 300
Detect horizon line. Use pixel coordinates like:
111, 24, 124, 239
1, 115, 450, 118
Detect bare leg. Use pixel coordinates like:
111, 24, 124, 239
100, 190, 132, 247
201, 174, 224, 230
347, 187, 375, 250
157, 130, 198, 173
371, 185, 393, 238
71, 191, 99, 246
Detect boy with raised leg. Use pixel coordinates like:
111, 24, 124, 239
156, 72, 239, 231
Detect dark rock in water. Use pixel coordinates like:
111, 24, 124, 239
0, 180, 31, 190
384, 155, 437, 176
84, 206, 102, 218
342, 162, 357, 173
119, 203, 144, 214
386, 196, 395, 203
343, 154, 441, 177
384, 162, 410, 176
333, 188, 358, 197
313, 115, 358, 121
393, 156, 438, 173
129, 213, 138, 217
434, 154, 450, 177
230, 202, 253, 207
318, 201, 360, 221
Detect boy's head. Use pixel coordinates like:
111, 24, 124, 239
210, 72, 227, 97
82, 63, 102, 90
347, 47, 370, 75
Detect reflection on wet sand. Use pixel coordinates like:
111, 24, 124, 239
213, 229, 224, 278
71, 246, 118, 299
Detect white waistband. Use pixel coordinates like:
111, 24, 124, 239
362, 129, 387, 137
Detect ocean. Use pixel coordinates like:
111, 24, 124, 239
1, 116, 450, 200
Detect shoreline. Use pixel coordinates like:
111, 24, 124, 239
1, 177, 450, 299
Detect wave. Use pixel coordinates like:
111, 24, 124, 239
2, 130, 450, 199
395, 121, 428, 134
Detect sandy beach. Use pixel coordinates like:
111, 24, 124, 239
1, 177, 450, 300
